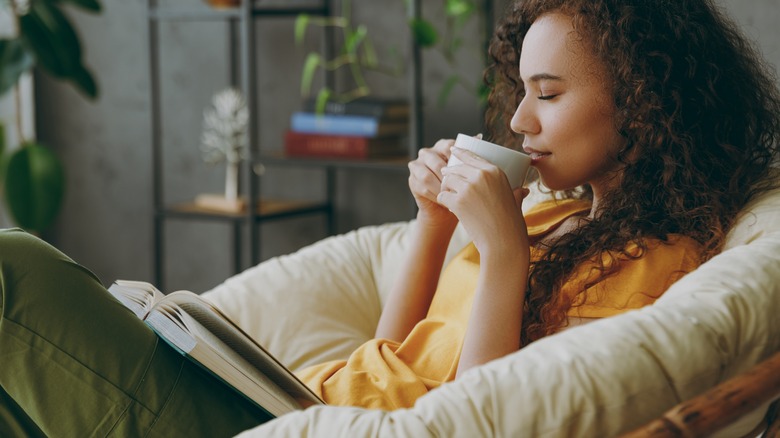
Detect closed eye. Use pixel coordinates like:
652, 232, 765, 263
538, 94, 558, 101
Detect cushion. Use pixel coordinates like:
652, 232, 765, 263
238, 230, 780, 437
233, 182, 780, 436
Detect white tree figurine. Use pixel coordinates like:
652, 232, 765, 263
200, 88, 249, 207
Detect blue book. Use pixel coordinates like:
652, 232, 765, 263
291, 112, 408, 137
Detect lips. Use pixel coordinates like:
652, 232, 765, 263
529, 152, 550, 160
523, 146, 551, 161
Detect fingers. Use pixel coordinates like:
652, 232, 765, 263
449, 146, 492, 170
512, 187, 531, 208
431, 138, 456, 160
437, 164, 492, 208
444, 147, 506, 186
438, 147, 517, 211
408, 139, 456, 203
414, 140, 457, 180
408, 162, 440, 202
438, 172, 461, 199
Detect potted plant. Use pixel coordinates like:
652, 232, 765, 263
296, 0, 489, 110
0, 0, 102, 234
409, 0, 492, 106
295, 0, 403, 111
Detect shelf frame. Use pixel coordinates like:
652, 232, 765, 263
146, 0, 337, 290
145, 0, 484, 290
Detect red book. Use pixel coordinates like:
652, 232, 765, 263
284, 131, 406, 159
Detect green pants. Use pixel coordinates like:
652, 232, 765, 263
0, 229, 272, 437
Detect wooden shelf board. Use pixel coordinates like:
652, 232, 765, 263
256, 153, 411, 172
162, 199, 329, 220
149, 3, 328, 21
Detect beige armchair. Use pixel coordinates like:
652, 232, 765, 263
203, 184, 780, 437
623, 351, 780, 437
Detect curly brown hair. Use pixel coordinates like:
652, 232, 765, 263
484, 0, 780, 344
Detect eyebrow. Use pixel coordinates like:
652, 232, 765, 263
525, 73, 564, 83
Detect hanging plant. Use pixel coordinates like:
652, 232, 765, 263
0, 0, 102, 234
1, 0, 101, 98
3, 141, 65, 231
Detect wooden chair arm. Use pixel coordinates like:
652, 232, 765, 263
621, 351, 780, 438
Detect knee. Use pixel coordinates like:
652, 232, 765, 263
0, 228, 66, 268
0, 229, 86, 314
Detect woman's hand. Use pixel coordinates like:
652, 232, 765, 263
443, 147, 533, 376
438, 146, 530, 258
408, 139, 458, 228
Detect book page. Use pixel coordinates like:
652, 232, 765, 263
112, 282, 325, 414
108, 280, 165, 319
159, 292, 323, 406
147, 305, 297, 417
146, 307, 198, 353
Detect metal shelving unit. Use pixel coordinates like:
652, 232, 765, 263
146, 0, 424, 290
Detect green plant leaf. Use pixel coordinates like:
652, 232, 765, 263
361, 37, 378, 68
345, 25, 367, 55
20, 2, 81, 77
477, 82, 491, 105
0, 123, 6, 185
295, 14, 310, 45
0, 39, 35, 96
409, 19, 438, 48
0, 122, 5, 161
446, 0, 475, 17
450, 37, 463, 53
19, 1, 98, 98
3, 143, 65, 233
437, 74, 460, 107
300, 53, 321, 95
314, 88, 332, 114
72, 64, 98, 98
53, 0, 102, 13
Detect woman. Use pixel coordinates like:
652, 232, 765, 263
484, 0, 780, 345
295, 0, 779, 408
2, 0, 779, 436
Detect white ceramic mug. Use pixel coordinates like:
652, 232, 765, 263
447, 133, 532, 189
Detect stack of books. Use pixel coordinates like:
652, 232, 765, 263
284, 98, 410, 160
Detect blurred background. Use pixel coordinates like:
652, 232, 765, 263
0, 0, 778, 293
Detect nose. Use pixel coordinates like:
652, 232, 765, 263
510, 94, 540, 135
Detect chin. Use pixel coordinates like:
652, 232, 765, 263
536, 175, 574, 192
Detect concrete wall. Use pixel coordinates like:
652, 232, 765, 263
28, 0, 780, 293
32, 0, 501, 292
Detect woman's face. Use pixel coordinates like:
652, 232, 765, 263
511, 13, 625, 195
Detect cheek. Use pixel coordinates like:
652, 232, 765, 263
546, 109, 623, 173
576, 106, 622, 153
544, 107, 586, 144
592, 114, 625, 157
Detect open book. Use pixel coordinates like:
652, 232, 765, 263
107, 280, 324, 418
